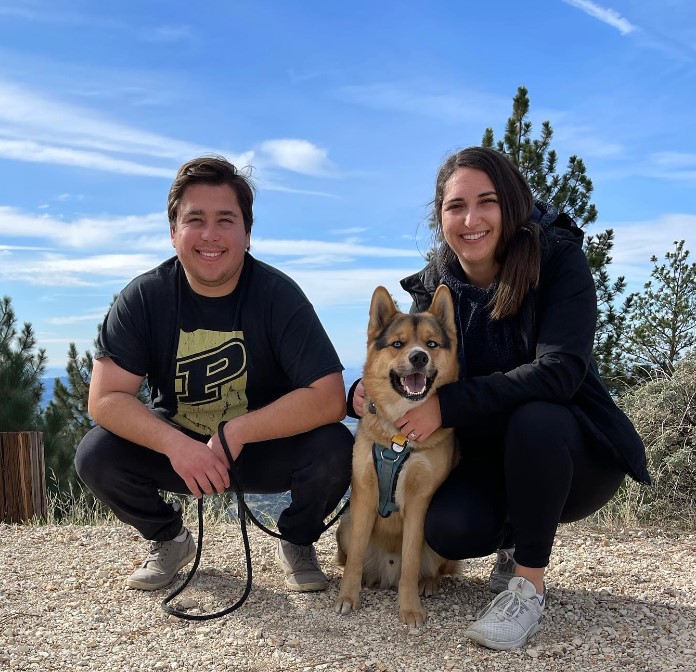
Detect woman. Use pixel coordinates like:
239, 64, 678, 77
350, 146, 649, 650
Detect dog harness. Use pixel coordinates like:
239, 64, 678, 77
372, 434, 413, 518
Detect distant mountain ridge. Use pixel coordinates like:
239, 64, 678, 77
41, 366, 364, 409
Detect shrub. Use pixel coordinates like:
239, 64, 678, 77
603, 356, 696, 529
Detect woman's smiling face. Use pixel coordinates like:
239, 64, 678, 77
441, 167, 502, 288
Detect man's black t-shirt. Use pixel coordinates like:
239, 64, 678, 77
96, 254, 343, 438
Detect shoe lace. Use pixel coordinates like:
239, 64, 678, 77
482, 589, 530, 622
291, 544, 320, 570
143, 541, 164, 565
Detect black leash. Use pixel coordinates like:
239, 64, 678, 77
161, 422, 349, 620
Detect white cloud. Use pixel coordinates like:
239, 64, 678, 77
334, 83, 508, 124
648, 151, 696, 181
252, 237, 421, 260
258, 139, 333, 176
47, 312, 111, 325
609, 214, 696, 285
563, 0, 638, 36
280, 267, 418, 308
653, 151, 696, 169
0, 252, 163, 286
0, 79, 320, 179
0, 78, 347, 185
143, 25, 193, 43
0, 206, 168, 249
331, 227, 369, 235
0, 79, 210, 159
0, 138, 176, 177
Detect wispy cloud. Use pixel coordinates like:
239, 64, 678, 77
331, 227, 369, 235
142, 25, 194, 44
563, 0, 638, 36
280, 268, 419, 308
0, 139, 176, 177
650, 151, 696, 180
0, 3, 189, 44
0, 206, 422, 286
0, 252, 163, 286
47, 312, 114, 325
334, 83, 508, 124
0, 78, 336, 181
0, 206, 168, 249
611, 214, 696, 279
252, 237, 422, 264
0, 78, 234, 175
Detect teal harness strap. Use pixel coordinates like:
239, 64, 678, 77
372, 435, 412, 518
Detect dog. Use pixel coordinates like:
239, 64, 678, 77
335, 284, 460, 627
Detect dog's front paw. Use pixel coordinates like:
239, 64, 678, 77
335, 593, 360, 615
399, 604, 426, 628
419, 576, 441, 597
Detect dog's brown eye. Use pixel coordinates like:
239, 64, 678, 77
391, 341, 402, 348
426, 341, 438, 348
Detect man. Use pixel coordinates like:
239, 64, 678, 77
75, 156, 353, 593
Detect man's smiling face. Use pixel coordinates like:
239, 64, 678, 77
171, 182, 250, 297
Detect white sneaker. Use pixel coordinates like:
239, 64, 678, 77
464, 577, 544, 650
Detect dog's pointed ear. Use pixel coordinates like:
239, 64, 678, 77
428, 285, 456, 339
368, 286, 398, 339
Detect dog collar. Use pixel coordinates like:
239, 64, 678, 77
372, 434, 413, 518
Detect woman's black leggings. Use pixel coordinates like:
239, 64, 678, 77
75, 422, 353, 546
424, 401, 625, 568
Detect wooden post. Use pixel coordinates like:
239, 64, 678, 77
0, 431, 47, 523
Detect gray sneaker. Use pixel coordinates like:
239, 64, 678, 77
126, 529, 196, 591
489, 547, 516, 593
464, 577, 544, 650
275, 539, 328, 592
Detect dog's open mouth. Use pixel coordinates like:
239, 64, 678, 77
389, 371, 434, 401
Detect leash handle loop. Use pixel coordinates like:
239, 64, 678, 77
161, 421, 348, 620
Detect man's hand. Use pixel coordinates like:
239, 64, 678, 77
169, 437, 231, 499
395, 393, 442, 442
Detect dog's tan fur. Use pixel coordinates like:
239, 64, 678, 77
335, 285, 460, 627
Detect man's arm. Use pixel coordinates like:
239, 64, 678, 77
208, 371, 347, 462
88, 357, 230, 497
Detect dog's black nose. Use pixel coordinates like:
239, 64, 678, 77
409, 350, 429, 369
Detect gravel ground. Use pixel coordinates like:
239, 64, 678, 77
1, 522, 694, 672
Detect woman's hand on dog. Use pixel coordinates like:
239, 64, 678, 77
353, 380, 367, 417
396, 393, 442, 442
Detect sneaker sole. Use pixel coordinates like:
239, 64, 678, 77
284, 578, 328, 592
125, 548, 196, 591
464, 620, 541, 651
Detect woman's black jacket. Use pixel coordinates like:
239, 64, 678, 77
400, 225, 650, 485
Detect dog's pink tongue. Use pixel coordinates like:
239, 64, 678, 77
403, 373, 426, 395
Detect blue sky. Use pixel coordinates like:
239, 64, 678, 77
1, 0, 695, 376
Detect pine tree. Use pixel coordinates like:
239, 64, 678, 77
481, 86, 630, 388
0, 296, 75, 496
51, 344, 94, 453
46, 294, 151, 493
0, 296, 47, 430
584, 229, 634, 394
623, 240, 696, 381
481, 86, 597, 227
47, 343, 94, 491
